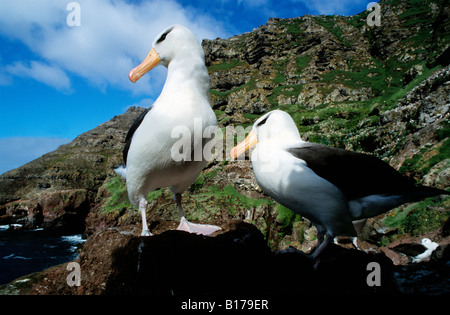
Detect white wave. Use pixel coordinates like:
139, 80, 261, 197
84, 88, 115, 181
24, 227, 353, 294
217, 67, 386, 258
60, 234, 86, 244
3, 254, 31, 260
14, 279, 30, 284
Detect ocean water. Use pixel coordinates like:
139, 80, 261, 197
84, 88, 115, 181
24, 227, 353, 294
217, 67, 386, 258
0, 225, 86, 285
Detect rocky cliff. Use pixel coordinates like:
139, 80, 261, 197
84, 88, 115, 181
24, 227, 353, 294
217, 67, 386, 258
0, 106, 146, 205
0, 0, 449, 294
0, 107, 147, 233
2, 223, 450, 296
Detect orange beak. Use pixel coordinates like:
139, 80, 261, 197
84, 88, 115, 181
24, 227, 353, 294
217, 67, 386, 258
230, 130, 258, 159
128, 48, 161, 83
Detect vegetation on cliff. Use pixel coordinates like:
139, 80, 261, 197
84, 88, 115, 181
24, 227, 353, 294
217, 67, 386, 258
0, 0, 448, 255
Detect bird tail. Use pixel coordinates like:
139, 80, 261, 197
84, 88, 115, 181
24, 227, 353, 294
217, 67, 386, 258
350, 187, 449, 220
114, 165, 127, 179
409, 186, 450, 201
388, 186, 449, 208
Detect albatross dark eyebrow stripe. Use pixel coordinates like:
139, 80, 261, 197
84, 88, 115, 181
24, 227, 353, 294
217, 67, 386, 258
156, 27, 173, 43
256, 116, 269, 126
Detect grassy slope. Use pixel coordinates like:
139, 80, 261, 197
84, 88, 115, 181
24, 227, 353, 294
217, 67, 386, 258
101, 0, 449, 247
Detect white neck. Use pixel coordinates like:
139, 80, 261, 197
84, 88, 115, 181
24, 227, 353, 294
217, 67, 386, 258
161, 50, 210, 101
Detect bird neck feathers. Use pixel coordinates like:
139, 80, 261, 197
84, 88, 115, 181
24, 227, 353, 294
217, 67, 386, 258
162, 52, 210, 101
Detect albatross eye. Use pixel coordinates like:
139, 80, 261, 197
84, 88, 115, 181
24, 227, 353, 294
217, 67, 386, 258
156, 28, 173, 44
256, 116, 269, 127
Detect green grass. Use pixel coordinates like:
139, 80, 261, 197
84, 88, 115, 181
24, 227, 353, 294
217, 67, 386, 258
347, 9, 369, 30
103, 176, 132, 214
398, 0, 431, 27
276, 204, 301, 229
209, 77, 256, 97
242, 112, 261, 121
272, 72, 286, 84
267, 85, 304, 106
278, 19, 304, 36
183, 184, 274, 222
295, 55, 311, 73
102, 176, 165, 214
383, 64, 441, 109
399, 137, 450, 179
436, 120, 450, 141
317, 58, 441, 113
189, 168, 220, 192
321, 66, 386, 95
205, 185, 272, 210
383, 196, 450, 237
313, 16, 352, 47
399, 118, 450, 178
273, 59, 288, 71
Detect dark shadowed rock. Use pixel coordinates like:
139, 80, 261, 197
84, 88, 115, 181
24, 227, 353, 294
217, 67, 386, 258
7, 222, 442, 296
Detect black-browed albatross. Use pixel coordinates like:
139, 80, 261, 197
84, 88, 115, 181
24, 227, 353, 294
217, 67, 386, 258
115, 25, 220, 236
392, 238, 439, 263
230, 110, 449, 262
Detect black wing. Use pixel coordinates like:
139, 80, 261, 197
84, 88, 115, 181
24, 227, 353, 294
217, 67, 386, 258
123, 107, 151, 165
287, 143, 417, 200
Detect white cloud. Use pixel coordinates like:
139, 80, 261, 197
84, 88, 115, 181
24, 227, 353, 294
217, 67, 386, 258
0, 0, 229, 94
0, 137, 72, 175
6, 61, 71, 91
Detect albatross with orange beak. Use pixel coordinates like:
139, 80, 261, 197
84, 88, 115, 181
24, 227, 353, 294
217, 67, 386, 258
116, 25, 220, 236
231, 110, 449, 265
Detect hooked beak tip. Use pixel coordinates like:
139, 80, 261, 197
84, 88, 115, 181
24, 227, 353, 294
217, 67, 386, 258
128, 48, 161, 84
128, 69, 137, 83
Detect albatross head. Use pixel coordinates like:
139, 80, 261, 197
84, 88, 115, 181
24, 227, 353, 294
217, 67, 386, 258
128, 25, 203, 83
421, 238, 439, 250
230, 110, 301, 159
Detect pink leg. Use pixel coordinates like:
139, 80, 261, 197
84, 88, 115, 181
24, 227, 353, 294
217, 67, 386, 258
139, 197, 152, 236
175, 194, 221, 236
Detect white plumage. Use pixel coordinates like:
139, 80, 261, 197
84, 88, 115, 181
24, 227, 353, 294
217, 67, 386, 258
392, 238, 440, 263
412, 238, 439, 263
116, 25, 220, 236
231, 110, 449, 263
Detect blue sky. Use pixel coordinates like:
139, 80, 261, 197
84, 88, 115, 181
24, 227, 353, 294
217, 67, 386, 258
0, 0, 370, 174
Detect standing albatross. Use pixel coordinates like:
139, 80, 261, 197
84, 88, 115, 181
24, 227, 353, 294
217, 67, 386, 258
116, 25, 220, 236
230, 110, 449, 262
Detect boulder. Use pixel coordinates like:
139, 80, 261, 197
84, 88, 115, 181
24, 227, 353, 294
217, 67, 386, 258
6, 222, 403, 296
